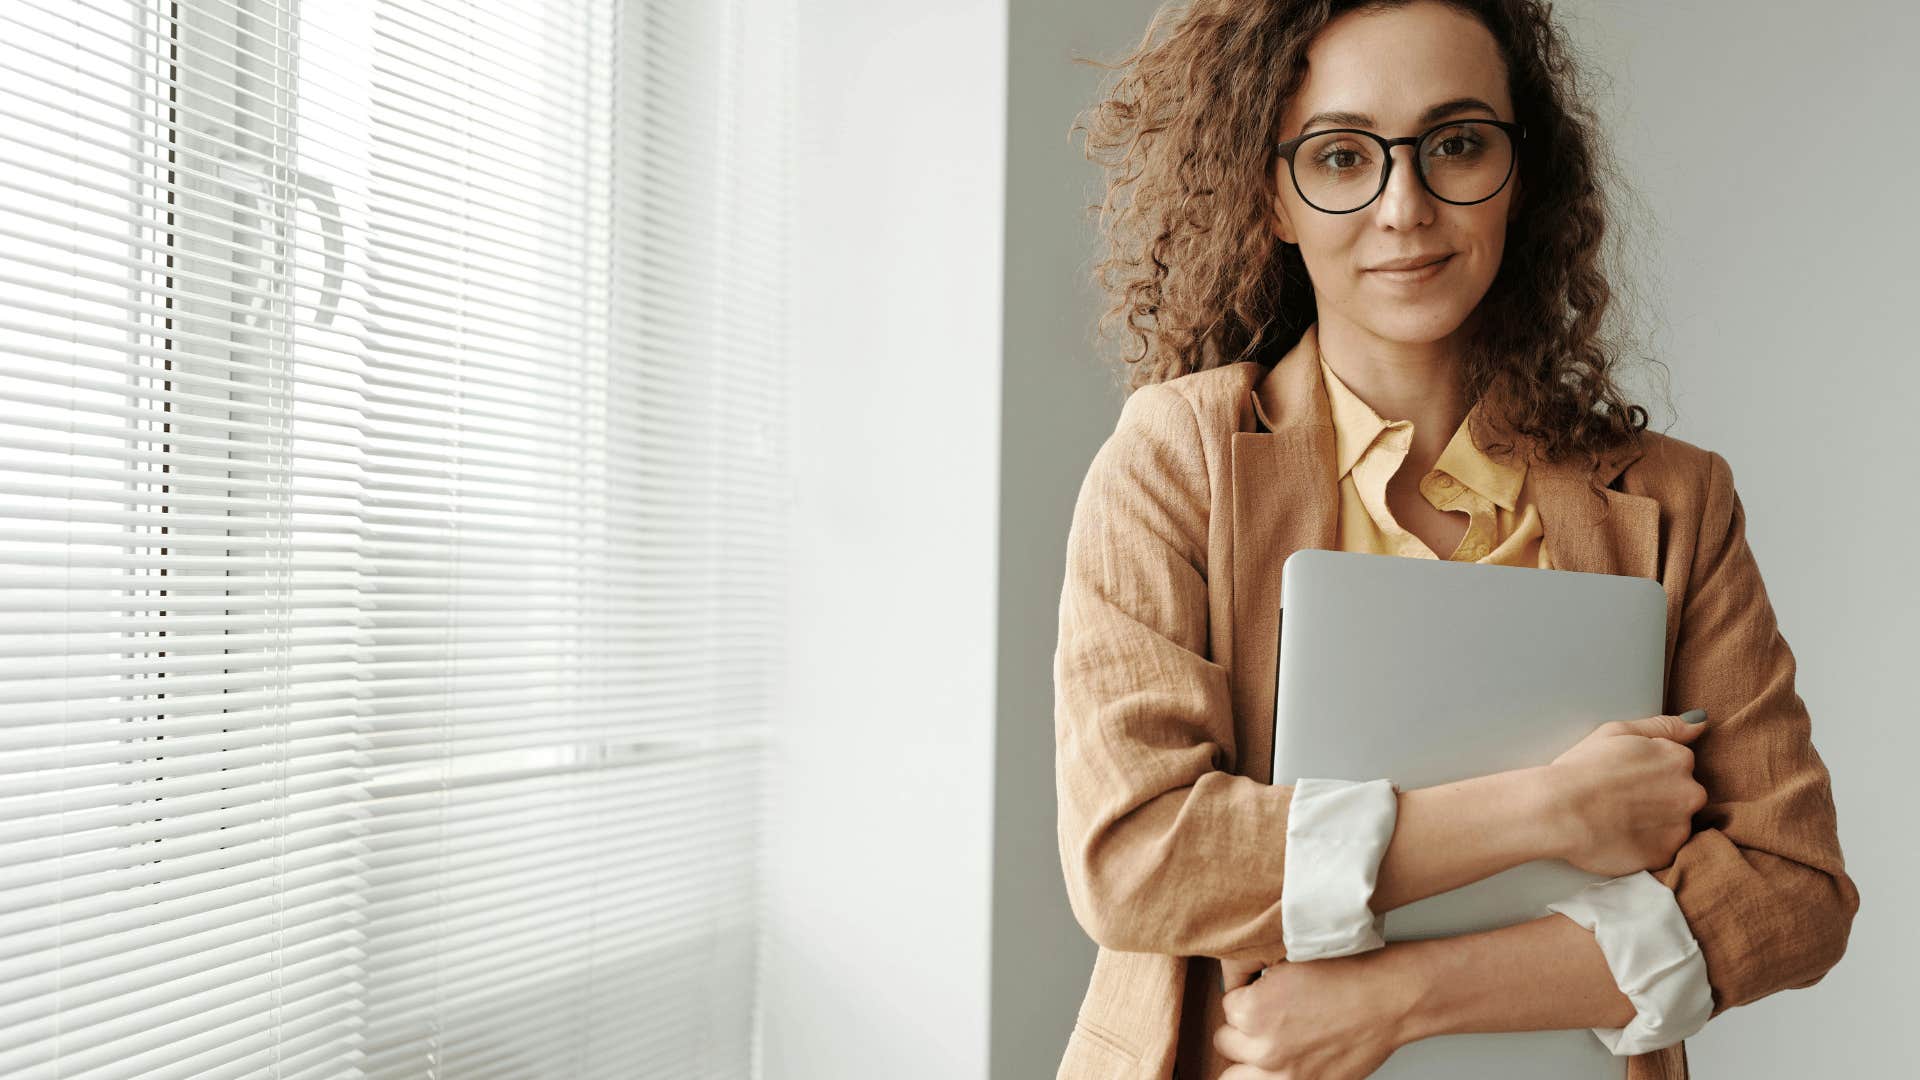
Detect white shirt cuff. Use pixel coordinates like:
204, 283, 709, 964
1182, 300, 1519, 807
1281, 777, 1399, 961
1545, 870, 1715, 1054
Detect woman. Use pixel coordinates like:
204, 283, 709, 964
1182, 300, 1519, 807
1053, 2, 1860, 1079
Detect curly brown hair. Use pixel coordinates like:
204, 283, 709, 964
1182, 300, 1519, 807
1070, 0, 1670, 480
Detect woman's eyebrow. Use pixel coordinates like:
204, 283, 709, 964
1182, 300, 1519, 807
1296, 97, 1500, 134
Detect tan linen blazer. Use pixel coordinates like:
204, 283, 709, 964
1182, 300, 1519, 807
1053, 326, 1861, 1080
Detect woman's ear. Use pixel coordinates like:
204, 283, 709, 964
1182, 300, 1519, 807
1272, 191, 1297, 246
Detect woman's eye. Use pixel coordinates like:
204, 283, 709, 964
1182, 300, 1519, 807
1428, 134, 1484, 158
1314, 147, 1367, 170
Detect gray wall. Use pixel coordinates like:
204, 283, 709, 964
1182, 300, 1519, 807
1565, 3, 1915, 1073
991, 2, 1165, 1078
992, 1, 1915, 1078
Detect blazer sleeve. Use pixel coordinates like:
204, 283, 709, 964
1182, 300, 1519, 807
1651, 449, 1861, 1020
1053, 381, 1296, 964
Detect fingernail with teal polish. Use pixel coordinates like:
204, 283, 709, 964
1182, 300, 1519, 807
1681, 708, 1708, 725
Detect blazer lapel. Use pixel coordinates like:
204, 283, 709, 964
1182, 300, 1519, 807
1523, 439, 1671, 675
1228, 328, 1336, 783
1225, 324, 1660, 782
1528, 450, 1660, 579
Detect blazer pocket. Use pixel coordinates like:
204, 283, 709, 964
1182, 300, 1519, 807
1058, 1020, 1140, 1080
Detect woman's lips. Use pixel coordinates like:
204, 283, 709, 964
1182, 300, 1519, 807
1368, 253, 1453, 283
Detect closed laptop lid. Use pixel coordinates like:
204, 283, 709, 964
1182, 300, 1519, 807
1272, 548, 1667, 795
1267, 548, 1668, 1080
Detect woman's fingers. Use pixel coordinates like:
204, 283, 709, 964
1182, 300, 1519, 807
1212, 1017, 1268, 1067
1220, 956, 1267, 992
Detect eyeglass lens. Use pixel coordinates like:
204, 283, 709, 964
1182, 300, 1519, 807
1292, 121, 1515, 212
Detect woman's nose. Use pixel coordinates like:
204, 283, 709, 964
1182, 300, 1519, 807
1375, 144, 1436, 227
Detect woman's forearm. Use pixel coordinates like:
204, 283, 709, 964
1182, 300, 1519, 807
1383, 910, 1639, 1044
1368, 764, 1566, 915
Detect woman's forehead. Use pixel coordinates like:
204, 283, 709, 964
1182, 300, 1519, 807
1284, 4, 1511, 137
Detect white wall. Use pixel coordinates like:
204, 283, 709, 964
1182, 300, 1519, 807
760, 2, 1008, 1078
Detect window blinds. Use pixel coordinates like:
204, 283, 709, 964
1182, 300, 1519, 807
0, 0, 789, 1076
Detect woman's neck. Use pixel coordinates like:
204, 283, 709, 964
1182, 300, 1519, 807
1316, 315, 1471, 448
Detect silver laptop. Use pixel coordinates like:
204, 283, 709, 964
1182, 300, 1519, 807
1270, 548, 1668, 1079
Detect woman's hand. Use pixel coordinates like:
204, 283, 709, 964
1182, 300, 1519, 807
1213, 950, 1411, 1079
1543, 711, 1711, 877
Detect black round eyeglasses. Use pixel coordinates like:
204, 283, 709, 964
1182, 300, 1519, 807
1274, 119, 1527, 214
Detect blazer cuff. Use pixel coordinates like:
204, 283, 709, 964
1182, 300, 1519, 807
1546, 870, 1715, 1055
1281, 777, 1399, 962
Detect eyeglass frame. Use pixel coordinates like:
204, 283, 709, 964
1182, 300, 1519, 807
1273, 118, 1528, 214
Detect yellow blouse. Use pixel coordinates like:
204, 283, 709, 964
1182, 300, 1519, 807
1319, 352, 1553, 569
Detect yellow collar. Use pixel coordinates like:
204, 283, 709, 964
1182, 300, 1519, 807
1317, 351, 1527, 511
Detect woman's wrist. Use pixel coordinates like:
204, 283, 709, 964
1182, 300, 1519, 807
1370, 940, 1444, 1048
1374, 910, 1643, 1047
1370, 765, 1571, 914
1513, 763, 1574, 862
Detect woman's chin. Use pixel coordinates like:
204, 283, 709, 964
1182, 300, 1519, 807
1352, 303, 1472, 345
